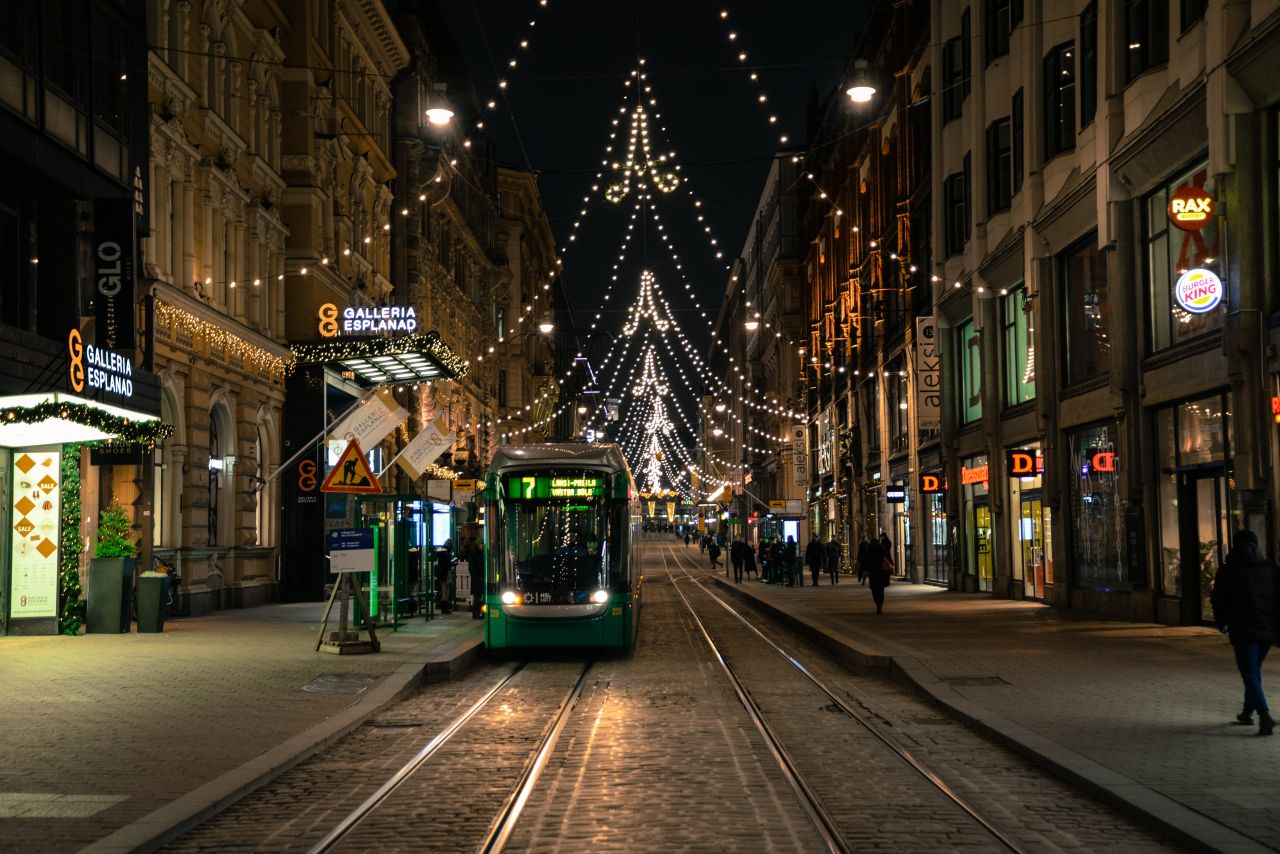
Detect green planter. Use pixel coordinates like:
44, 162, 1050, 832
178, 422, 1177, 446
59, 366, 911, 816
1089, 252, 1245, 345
87, 557, 134, 633
135, 573, 169, 633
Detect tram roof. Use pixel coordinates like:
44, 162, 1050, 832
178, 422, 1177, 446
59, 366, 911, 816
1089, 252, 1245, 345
489, 443, 631, 475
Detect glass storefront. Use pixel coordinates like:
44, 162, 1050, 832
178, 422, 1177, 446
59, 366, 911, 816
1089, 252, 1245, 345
1155, 394, 1233, 623
1007, 443, 1052, 600
923, 484, 949, 585
961, 454, 993, 592
1145, 163, 1222, 350
1068, 422, 1127, 589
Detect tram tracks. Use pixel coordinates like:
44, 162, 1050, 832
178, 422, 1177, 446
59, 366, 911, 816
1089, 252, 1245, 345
661, 543, 1027, 854
307, 660, 593, 854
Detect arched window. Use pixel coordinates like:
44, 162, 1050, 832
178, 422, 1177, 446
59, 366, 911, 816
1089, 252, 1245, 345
208, 411, 220, 545
153, 388, 183, 548
254, 422, 275, 546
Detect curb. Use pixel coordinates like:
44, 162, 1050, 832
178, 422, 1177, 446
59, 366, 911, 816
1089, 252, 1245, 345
81, 636, 487, 854
709, 576, 1268, 854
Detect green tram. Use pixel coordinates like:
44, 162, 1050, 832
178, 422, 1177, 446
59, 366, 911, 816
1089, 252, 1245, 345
483, 443, 641, 650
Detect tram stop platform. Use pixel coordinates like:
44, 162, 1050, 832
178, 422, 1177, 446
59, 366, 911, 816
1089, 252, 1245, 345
0, 602, 484, 854
701, 563, 1280, 853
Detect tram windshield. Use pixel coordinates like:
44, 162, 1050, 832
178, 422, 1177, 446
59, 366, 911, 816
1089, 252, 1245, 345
503, 472, 614, 604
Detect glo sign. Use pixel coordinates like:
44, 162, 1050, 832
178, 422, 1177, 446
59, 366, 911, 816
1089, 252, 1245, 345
1173, 268, 1223, 315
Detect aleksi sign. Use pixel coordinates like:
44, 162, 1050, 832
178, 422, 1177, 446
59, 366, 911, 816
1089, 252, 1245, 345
68, 329, 134, 398
1167, 185, 1214, 231
318, 303, 418, 337
1174, 268, 1223, 315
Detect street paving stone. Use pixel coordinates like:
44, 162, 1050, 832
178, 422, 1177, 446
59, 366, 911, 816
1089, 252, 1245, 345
675, 540, 1280, 850
0, 603, 480, 853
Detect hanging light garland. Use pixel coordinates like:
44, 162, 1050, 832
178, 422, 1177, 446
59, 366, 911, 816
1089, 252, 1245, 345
156, 300, 291, 378
0, 402, 174, 447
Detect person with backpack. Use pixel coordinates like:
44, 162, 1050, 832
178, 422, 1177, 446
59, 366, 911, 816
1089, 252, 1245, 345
863, 537, 891, 614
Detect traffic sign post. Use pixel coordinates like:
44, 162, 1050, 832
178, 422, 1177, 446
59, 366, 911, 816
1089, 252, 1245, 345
316, 527, 380, 655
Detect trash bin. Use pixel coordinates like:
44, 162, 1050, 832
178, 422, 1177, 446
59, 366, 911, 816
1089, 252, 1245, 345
135, 572, 169, 633
87, 557, 134, 633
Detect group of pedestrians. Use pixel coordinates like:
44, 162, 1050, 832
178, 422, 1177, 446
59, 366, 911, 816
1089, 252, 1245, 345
854, 532, 895, 614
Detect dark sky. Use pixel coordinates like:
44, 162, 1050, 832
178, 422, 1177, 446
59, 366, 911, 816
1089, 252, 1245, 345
437, 1, 865, 353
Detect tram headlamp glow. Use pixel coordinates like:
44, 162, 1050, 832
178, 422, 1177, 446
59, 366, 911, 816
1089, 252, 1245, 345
501, 591, 520, 606
591, 589, 609, 604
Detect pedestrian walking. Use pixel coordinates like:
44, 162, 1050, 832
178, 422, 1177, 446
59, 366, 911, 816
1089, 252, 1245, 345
730, 538, 745, 584
707, 539, 722, 570
864, 537, 891, 614
700, 535, 707, 554
435, 538, 456, 614
825, 536, 841, 585
806, 534, 825, 587
685, 533, 691, 547
759, 538, 773, 583
745, 543, 758, 579
856, 535, 871, 585
880, 531, 894, 575
783, 536, 798, 587
1211, 530, 1279, 736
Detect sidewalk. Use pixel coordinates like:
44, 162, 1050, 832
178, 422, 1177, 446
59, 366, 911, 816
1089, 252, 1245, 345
708, 569, 1280, 853
0, 602, 484, 853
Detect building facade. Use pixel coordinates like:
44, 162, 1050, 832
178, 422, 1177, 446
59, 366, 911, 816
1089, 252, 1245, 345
144, 0, 293, 613
930, 0, 1280, 625
800, 0, 933, 578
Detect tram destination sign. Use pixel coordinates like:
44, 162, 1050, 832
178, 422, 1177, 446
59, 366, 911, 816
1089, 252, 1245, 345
506, 475, 604, 499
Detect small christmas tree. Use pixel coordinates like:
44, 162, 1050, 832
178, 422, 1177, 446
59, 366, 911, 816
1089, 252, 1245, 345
94, 504, 137, 559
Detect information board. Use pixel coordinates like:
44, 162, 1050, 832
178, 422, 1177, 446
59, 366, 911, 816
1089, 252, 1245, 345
10, 451, 60, 618
327, 528, 374, 573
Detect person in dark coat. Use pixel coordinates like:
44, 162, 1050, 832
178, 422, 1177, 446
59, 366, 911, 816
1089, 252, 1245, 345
855, 535, 872, 585
782, 536, 799, 587
880, 531, 894, 575
825, 536, 841, 584
1211, 530, 1279, 735
435, 539, 455, 614
861, 538, 890, 613
744, 542, 758, 579
707, 539, 722, 571
805, 535, 825, 587
685, 533, 691, 547
730, 538, 746, 584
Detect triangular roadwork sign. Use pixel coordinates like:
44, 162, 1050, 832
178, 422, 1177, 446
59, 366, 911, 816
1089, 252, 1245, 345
320, 439, 382, 494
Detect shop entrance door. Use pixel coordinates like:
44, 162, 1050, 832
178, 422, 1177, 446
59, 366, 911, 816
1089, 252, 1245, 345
1018, 492, 1046, 600
1177, 470, 1228, 625
974, 502, 993, 592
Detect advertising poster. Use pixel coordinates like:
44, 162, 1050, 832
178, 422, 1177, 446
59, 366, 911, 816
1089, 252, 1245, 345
10, 451, 61, 618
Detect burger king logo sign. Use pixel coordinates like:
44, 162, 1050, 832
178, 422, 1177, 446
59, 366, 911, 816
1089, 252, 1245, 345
1174, 268, 1223, 314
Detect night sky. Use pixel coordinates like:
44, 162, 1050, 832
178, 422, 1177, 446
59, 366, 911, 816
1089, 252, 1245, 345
437, 1, 865, 352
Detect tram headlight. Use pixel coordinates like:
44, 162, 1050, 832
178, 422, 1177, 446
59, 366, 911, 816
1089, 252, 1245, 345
591, 589, 609, 604
501, 591, 520, 606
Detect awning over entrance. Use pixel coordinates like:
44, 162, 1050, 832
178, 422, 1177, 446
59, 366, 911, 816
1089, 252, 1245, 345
289, 331, 467, 385
0, 393, 172, 448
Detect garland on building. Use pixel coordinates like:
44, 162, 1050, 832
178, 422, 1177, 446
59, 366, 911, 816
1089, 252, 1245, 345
289, 331, 469, 380
0, 402, 174, 447
155, 300, 291, 378
59, 445, 85, 636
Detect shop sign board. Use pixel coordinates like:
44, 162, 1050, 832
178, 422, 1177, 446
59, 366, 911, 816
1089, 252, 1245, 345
960, 464, 989, 486
317, 303, 418, 337
1005, 449, 1044, 478
1167, 185, 1214, 231
327, 528, 374, 573
396, 417, 456, 480
1173, 268, 1223, 315
68, 329, 135, 399
94, 197, 135, 351
328, 389, 406, 464
885, 485, 907, 504
10, 450, 60, 618
453, 478, 479, 494
768, 500, 786, 512
1272, 396, 1280, 425
914, 317, 941, 429
920, 473, 944, 494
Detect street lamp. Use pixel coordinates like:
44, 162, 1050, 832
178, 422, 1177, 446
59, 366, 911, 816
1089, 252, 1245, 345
744, 319, 760, 331
425, 106, 454, 126
846, 60, 877, 103
538, 319, 555, 334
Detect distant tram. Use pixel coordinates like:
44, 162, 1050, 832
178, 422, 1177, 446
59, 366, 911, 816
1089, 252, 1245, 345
482, 443, 641, 649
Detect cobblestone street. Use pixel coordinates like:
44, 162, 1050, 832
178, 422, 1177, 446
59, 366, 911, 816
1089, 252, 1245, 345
161, 542, 1185, 852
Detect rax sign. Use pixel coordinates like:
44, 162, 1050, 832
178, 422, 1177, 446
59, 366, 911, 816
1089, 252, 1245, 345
1005, 450, 1044, 478
1167, 185, 1214, 231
